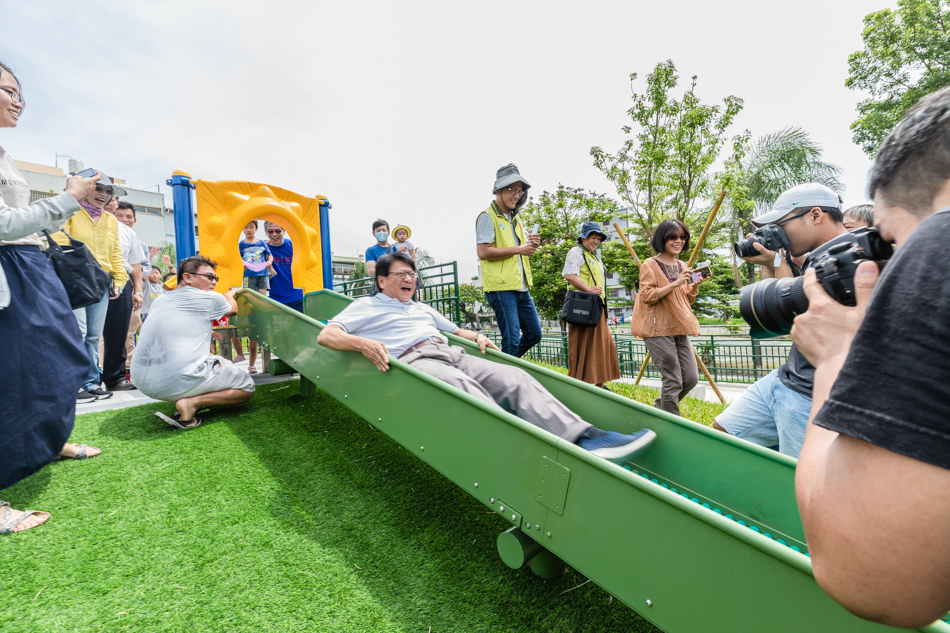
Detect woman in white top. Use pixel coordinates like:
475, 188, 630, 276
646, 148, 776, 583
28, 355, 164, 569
562, 222, 620, 388
0, 61, 100, 534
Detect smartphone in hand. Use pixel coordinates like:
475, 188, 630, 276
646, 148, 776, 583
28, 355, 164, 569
691, 265, 711, 283
73, 168, 97, 178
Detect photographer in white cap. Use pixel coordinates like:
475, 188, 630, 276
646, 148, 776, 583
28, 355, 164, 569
711, 183, 848, 457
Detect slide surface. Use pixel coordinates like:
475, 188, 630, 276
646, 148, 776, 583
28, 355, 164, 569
233, 289, 948, 633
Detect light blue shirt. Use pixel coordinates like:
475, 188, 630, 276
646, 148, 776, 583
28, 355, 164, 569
328, 293, 459, 358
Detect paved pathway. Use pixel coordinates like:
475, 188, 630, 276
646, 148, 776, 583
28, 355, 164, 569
616, 376, 749, 405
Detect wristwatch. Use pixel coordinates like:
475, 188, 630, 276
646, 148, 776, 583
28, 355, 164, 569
133, 292, 143, 297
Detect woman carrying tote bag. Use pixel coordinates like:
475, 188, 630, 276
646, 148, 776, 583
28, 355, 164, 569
562, 222, 620, 388
0, 62, 101, 534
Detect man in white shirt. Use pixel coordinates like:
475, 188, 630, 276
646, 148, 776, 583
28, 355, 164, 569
114, 202, 153, 376
132, 255, 255, 429
317, 252, 656, 463
100, 198, 145, 391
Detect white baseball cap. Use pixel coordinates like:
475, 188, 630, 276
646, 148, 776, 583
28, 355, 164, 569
751, 183, 843, 227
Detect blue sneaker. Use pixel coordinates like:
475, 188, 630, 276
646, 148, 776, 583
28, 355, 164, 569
578, 429, 657, 463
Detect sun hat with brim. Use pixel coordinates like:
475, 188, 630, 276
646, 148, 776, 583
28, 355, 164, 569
492, 163, 531, 211
95, 171, 128, 198
578, 221, 610, 241
392, 225, 411, 240
492, 163, 530, 193
751, 183, 843, 227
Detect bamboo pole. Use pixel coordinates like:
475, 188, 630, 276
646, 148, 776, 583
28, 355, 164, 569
612, 223, 642, 266
687, 189, 727, 267
694, 346, 726, 403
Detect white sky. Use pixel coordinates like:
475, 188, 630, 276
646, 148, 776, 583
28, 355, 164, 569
4, 0, 883, 281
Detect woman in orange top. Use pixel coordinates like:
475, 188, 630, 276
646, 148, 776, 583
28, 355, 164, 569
630, 219, 706, 416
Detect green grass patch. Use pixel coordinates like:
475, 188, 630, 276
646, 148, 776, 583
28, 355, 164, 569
1, 382, 660, 633
527, 360, 727, 426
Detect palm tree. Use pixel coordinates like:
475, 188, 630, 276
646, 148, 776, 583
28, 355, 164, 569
730, 127, 844, 285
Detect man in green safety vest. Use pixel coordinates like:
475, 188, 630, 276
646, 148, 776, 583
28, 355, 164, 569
476, 164, 542, 357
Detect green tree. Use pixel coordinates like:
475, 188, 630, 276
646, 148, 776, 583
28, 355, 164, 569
847, 0, 950, 155
519, 186, 618, 324
591, 60, 746, 243
458, 284, 486, 327
415, 248, 436, 269
728, 127, 844, 285
347, 259, 370, 296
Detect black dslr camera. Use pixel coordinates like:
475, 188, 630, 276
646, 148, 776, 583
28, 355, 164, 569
739, 227, 894, 338
734, 224, 789, 258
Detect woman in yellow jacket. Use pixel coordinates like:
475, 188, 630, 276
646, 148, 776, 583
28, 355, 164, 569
630, 219, 706, 416
54, 174, 128, 402
562, 222, 620, 388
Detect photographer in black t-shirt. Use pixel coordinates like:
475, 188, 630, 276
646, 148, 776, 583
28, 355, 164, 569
792, 86, 950, 628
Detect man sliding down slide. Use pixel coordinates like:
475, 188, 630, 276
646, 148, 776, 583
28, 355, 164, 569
316, 252, 656, 464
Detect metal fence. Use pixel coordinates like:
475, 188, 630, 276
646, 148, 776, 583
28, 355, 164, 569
339, 261, 461, 324
484, 331, 792, 385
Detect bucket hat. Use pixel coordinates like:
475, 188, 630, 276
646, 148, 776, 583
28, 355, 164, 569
95, 171, 128, 198
493, 163, 530, 211
578, 221, 610, 241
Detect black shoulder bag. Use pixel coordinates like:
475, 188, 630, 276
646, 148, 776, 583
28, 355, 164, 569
41, 229, 113, 309
560, 254, 606, 327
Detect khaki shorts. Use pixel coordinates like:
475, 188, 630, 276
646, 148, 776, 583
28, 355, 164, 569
168, 355, 255, 401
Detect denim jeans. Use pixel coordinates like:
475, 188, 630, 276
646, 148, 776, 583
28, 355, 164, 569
72, 288, 111, 391
485, 290, 542, 357
714, 369, 812, 458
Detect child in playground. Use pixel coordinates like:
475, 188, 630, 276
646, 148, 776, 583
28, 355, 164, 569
392, 224, 415, 262
233, 221, 272, 373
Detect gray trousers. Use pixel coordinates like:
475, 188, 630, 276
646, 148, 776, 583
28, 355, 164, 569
402, 341, 591, 443
644, 335, 698, 416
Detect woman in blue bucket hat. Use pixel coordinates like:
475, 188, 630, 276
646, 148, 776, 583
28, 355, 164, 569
562, 222, 620, 388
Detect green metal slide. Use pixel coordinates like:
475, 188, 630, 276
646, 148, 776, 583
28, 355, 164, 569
235, 288, 949, 633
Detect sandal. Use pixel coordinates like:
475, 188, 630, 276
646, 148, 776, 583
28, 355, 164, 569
0, 501, 50, 534
248, 366, 258, 374
58, 443, 100, 460
154, 411, 201, 429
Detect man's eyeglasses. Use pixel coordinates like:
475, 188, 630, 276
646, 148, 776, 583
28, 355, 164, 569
774, 208, 812, 227
187, 272, 219, 282
503, 187, 525, 198
385, 271, 417, 280
265, 229, 283, 234
0, 86, 24, 107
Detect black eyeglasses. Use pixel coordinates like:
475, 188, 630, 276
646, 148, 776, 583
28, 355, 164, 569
0, 86, 24, 107
503, 186, 525, 198
265, 229, 283, 234
187, 272, 219, 282
774, 208, 812, 227
666, 233, 687, 242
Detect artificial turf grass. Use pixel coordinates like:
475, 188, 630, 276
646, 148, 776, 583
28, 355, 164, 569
1, 382, 660, 633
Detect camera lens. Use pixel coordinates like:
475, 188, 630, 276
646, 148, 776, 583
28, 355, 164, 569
733, 237, 759, 259
739, 277, 810, 338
